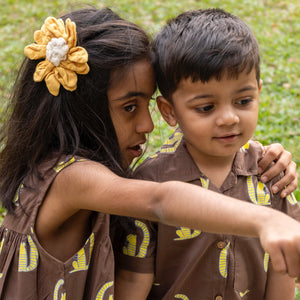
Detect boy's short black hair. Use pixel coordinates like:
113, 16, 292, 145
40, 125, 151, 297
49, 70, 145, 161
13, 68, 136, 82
153, 8, 260, 100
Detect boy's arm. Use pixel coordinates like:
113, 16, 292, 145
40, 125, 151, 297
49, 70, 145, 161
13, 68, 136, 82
265, 262, 295, 300
259, 143, 298, 197
115, 269, 154, 300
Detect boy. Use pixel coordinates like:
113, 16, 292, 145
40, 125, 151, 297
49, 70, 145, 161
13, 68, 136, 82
116, 8, 300, 300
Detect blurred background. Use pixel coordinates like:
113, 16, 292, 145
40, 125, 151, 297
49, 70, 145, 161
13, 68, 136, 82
0, 1, 299, 209
0, 0, 299, 296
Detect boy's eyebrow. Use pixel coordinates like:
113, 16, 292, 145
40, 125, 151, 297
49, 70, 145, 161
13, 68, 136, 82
236, 85, 258, 93
111, 91, 149, 101
187, 85, 258, 103
186, 94, 214, 103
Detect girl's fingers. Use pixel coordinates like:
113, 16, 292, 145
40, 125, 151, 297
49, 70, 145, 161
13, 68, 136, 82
282, 241, 300, 279
260, 145, 297, 197
259, 143, 288, 174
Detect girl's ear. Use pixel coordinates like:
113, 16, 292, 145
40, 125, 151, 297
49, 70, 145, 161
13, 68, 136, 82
157, 96, 178, 127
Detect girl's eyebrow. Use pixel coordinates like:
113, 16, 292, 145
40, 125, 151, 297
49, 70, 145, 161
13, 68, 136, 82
112, 91, 148, 101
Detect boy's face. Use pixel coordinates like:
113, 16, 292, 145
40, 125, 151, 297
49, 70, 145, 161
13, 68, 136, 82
158, 69, 261, 166
108, 59, 155, 169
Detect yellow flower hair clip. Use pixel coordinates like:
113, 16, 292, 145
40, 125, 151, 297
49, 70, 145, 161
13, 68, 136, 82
24, 17, 89, 96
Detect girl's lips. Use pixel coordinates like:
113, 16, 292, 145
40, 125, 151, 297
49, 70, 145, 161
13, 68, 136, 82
128, 144, 143, 158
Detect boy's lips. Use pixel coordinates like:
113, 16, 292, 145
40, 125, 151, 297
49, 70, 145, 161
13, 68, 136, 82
214, 133, 241, 143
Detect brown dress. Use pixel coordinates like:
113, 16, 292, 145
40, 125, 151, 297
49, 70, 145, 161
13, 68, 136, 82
0, 156, 114, 300
117, 129, 300, 300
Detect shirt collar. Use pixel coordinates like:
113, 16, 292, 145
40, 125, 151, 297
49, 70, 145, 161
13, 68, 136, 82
165, 134, 263, 183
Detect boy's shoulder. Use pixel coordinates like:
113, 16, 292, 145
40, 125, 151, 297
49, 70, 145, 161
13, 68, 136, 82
134, 128, 192, 182
134, 130, 266, 183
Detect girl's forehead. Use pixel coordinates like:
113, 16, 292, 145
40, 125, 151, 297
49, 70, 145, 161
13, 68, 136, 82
107, 59, 155, 101
110, 59, 153, 82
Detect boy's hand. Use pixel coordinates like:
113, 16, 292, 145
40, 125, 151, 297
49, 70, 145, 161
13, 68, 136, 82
259, 143, 298, 197
259, 210, 300, 279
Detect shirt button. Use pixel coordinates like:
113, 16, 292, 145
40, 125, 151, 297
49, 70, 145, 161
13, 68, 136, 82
217, 241, 226, 249
215, 296, 223, 300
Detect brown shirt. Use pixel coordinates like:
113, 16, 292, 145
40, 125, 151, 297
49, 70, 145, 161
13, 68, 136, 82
117, 129, 300, 300
0, 156, 114, 300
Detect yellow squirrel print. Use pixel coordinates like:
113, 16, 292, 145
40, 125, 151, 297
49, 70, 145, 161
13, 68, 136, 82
95, 281, 114, 300
150, 131, 183, 158
0, 229, 7, 278
240, 141, 250, 153
219, 242, 230, 278
13, 183, 23, 206
123, 220, 150, 258
174, 227, 201, 241
239, 289, 250, 297
18, 234, 39, 272
69, 233, 95, 273
247, 176, 270, 206
53, 279, 66, 300
175, 294, 189, 300
263, 252, 270, 272
287, 193, 297, 205
173, 177, 207, 241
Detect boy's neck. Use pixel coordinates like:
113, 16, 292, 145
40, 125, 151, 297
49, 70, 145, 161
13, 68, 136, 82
186, 145, 236, 188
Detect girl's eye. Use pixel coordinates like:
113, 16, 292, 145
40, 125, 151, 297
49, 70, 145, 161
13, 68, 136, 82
124, 104, 137, 113
237, 98, 253, 105
196, 104, 214, 113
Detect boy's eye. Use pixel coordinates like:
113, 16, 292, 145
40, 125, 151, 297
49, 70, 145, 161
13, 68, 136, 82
236, 98, 253, 105
196, 104, 214, 113
124, 104, 137, 112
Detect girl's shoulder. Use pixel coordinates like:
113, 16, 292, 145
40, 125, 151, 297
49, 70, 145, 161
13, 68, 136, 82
3, 155, 88, 233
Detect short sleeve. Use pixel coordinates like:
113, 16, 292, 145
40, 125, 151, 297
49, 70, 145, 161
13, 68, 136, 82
282, 193, 300, 222
114, 218, 157, 273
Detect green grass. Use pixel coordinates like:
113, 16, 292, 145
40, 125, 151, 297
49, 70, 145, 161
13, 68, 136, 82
0, 0, 299, 296
1, 1, 299, 179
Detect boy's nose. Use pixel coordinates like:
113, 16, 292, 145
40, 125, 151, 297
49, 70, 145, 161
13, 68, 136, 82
216, 108, 239, 127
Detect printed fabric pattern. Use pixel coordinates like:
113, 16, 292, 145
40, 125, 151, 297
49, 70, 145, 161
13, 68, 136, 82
117, 128, 300, 300
0, 156, 114, 300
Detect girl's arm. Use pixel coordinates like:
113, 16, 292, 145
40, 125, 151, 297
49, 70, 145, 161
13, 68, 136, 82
265, 262, 295, 300
115, 270, 153, 300
36, 160, 300, 278
260, 143, 298, 197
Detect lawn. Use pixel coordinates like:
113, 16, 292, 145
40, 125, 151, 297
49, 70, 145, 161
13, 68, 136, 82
0, 0, 299, 296
1, 0, 298, 193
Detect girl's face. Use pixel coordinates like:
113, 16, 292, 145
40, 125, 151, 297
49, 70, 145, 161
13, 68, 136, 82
108, 59, 155, 169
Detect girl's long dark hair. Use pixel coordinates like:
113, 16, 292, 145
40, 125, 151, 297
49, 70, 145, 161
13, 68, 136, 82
0, 7, 152, 212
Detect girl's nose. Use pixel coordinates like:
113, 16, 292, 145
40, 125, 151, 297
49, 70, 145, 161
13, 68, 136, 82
136, 109, 154, 134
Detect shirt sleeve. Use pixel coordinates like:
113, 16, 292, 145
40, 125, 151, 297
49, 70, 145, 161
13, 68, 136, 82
114, 163, 159, 273
278, 192, 300, 222
115, 217, 157, 273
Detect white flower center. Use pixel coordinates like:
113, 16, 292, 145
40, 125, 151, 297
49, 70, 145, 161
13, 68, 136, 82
46, 37, 69, 67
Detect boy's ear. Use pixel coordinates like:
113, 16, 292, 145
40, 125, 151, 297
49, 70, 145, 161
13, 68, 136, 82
259, 79, 263, 92
157, 96, 178, 127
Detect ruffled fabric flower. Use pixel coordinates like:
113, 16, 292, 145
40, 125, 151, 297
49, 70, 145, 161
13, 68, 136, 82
24, 17, 89, 96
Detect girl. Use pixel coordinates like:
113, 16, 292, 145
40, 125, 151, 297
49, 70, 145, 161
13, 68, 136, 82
0, 7, 298, 299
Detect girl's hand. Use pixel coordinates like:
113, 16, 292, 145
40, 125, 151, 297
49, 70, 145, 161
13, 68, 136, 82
258, 143, 298, 198
259, 209, 300, 279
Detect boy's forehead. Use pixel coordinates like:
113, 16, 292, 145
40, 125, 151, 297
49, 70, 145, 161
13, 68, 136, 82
172, 68, 259, 99
176, 67, 259, 88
